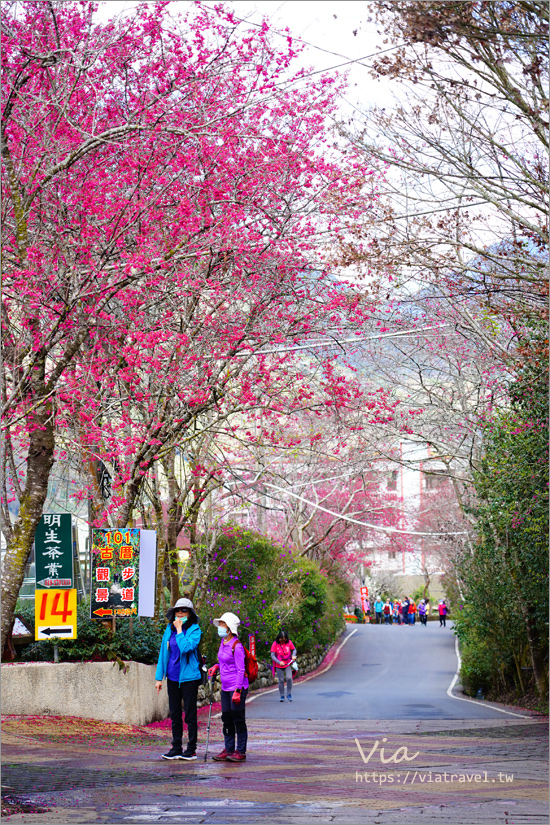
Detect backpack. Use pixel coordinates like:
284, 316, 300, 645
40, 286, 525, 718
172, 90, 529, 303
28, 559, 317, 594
383, 604, 391, 614
231, 638, 259, 683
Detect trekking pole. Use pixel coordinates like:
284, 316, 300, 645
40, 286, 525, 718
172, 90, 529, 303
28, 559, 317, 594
204, 678, 214, 762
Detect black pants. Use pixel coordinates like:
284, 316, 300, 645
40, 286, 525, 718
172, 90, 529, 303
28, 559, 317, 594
221, 688, 248, 754
375, 613, 382, 624
167, 678, 200, 750
439, 615, 446, 626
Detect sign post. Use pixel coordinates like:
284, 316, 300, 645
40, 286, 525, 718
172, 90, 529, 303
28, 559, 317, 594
34, 514, 77, 649
35, 514, 73, 588
35, 589, 77, 640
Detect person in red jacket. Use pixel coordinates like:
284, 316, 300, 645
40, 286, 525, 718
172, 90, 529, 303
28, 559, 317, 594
271, 630, 297, 702
438, 600, 448, 627
408, 599, 417, 625
396, 600, 403, 625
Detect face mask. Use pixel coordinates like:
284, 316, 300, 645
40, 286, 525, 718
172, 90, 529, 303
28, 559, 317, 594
218, 626, 228, 638
180, 616, 187, 623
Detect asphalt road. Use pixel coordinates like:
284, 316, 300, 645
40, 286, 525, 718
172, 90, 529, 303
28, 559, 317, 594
246, 622, 519, 720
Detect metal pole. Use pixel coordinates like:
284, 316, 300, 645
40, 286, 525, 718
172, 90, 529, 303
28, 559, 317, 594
73, 522, 87, 602
203, 679, 214, 762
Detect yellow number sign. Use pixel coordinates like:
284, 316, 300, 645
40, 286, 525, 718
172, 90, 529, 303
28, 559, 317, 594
35, 589, 77, 640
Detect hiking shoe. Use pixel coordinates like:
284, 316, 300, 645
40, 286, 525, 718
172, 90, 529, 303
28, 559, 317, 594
226, 751, 246, 762
279, 696, 285, 702
287, 694, 292, 701
162, 747, 183, 760
212, 749, 233, 761
181, 748, 197, 760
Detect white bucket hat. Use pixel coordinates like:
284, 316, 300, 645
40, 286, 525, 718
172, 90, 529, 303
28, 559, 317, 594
213, 611, 240, 635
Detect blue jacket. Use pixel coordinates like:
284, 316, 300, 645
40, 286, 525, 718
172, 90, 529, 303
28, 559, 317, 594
155, 622, 202, 684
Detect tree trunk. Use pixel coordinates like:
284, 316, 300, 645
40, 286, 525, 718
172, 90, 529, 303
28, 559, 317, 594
162, 549, 177, 609
525, 612, 548, 699
154, 541, 166, 623
117, 479, 140, 528
1, 411, 55, 653
512, 648, 525, 695
422, 568, 431, 601
166, 540, 181, 604
164, 454, 182, 605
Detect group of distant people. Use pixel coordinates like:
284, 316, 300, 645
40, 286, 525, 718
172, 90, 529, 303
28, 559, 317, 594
363, 597, 449, 626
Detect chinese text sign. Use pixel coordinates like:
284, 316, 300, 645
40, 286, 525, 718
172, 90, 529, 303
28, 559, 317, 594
91, 528, 140, 618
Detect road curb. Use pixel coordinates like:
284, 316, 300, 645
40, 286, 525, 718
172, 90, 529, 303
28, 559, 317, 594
205, 627, 356, 717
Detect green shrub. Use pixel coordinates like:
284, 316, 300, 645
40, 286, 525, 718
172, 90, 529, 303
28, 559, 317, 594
459, 636, 496, 697
194, 527, 348, 663
458, 351, 549, 702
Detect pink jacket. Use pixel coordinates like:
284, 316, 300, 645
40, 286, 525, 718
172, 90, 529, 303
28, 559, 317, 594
270, 640, 296, 669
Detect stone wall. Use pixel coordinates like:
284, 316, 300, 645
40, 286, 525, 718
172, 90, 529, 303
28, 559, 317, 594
197, 647, 330, 706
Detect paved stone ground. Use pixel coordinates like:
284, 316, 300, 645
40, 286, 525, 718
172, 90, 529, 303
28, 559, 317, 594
1, 713, 548, 824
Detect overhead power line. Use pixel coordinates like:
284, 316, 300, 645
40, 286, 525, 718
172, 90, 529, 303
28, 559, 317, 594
200, 2, 404, 76
261, 481, 469, 537
239, 323, 450, 357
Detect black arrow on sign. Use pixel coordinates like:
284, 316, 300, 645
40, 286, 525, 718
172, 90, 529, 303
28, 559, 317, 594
40, 627, 72, 636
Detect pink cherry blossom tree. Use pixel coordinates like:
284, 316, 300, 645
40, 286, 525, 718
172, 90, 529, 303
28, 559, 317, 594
1, 0, 385, 648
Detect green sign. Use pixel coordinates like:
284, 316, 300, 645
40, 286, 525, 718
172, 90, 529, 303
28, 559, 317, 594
35, 514, 73, 588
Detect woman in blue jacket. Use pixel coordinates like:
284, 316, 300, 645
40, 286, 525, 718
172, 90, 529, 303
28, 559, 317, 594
155, 597, 202, 761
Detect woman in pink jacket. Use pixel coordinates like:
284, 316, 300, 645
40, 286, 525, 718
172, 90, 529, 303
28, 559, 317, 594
271, 629, 297, 702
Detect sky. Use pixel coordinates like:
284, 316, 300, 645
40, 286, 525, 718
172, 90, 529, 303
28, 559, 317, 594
219, 1, 391, 104
96, 0, 397, 110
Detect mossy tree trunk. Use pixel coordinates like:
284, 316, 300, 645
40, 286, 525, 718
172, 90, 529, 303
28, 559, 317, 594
1, 400, 55, 653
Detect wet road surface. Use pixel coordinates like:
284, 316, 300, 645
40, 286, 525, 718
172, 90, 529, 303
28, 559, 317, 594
1, 623, 547, 824
247, 623, 515, 721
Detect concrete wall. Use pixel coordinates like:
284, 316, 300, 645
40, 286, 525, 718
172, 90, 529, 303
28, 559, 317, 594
1, 646, 333, 724
1, 661, 169, 726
